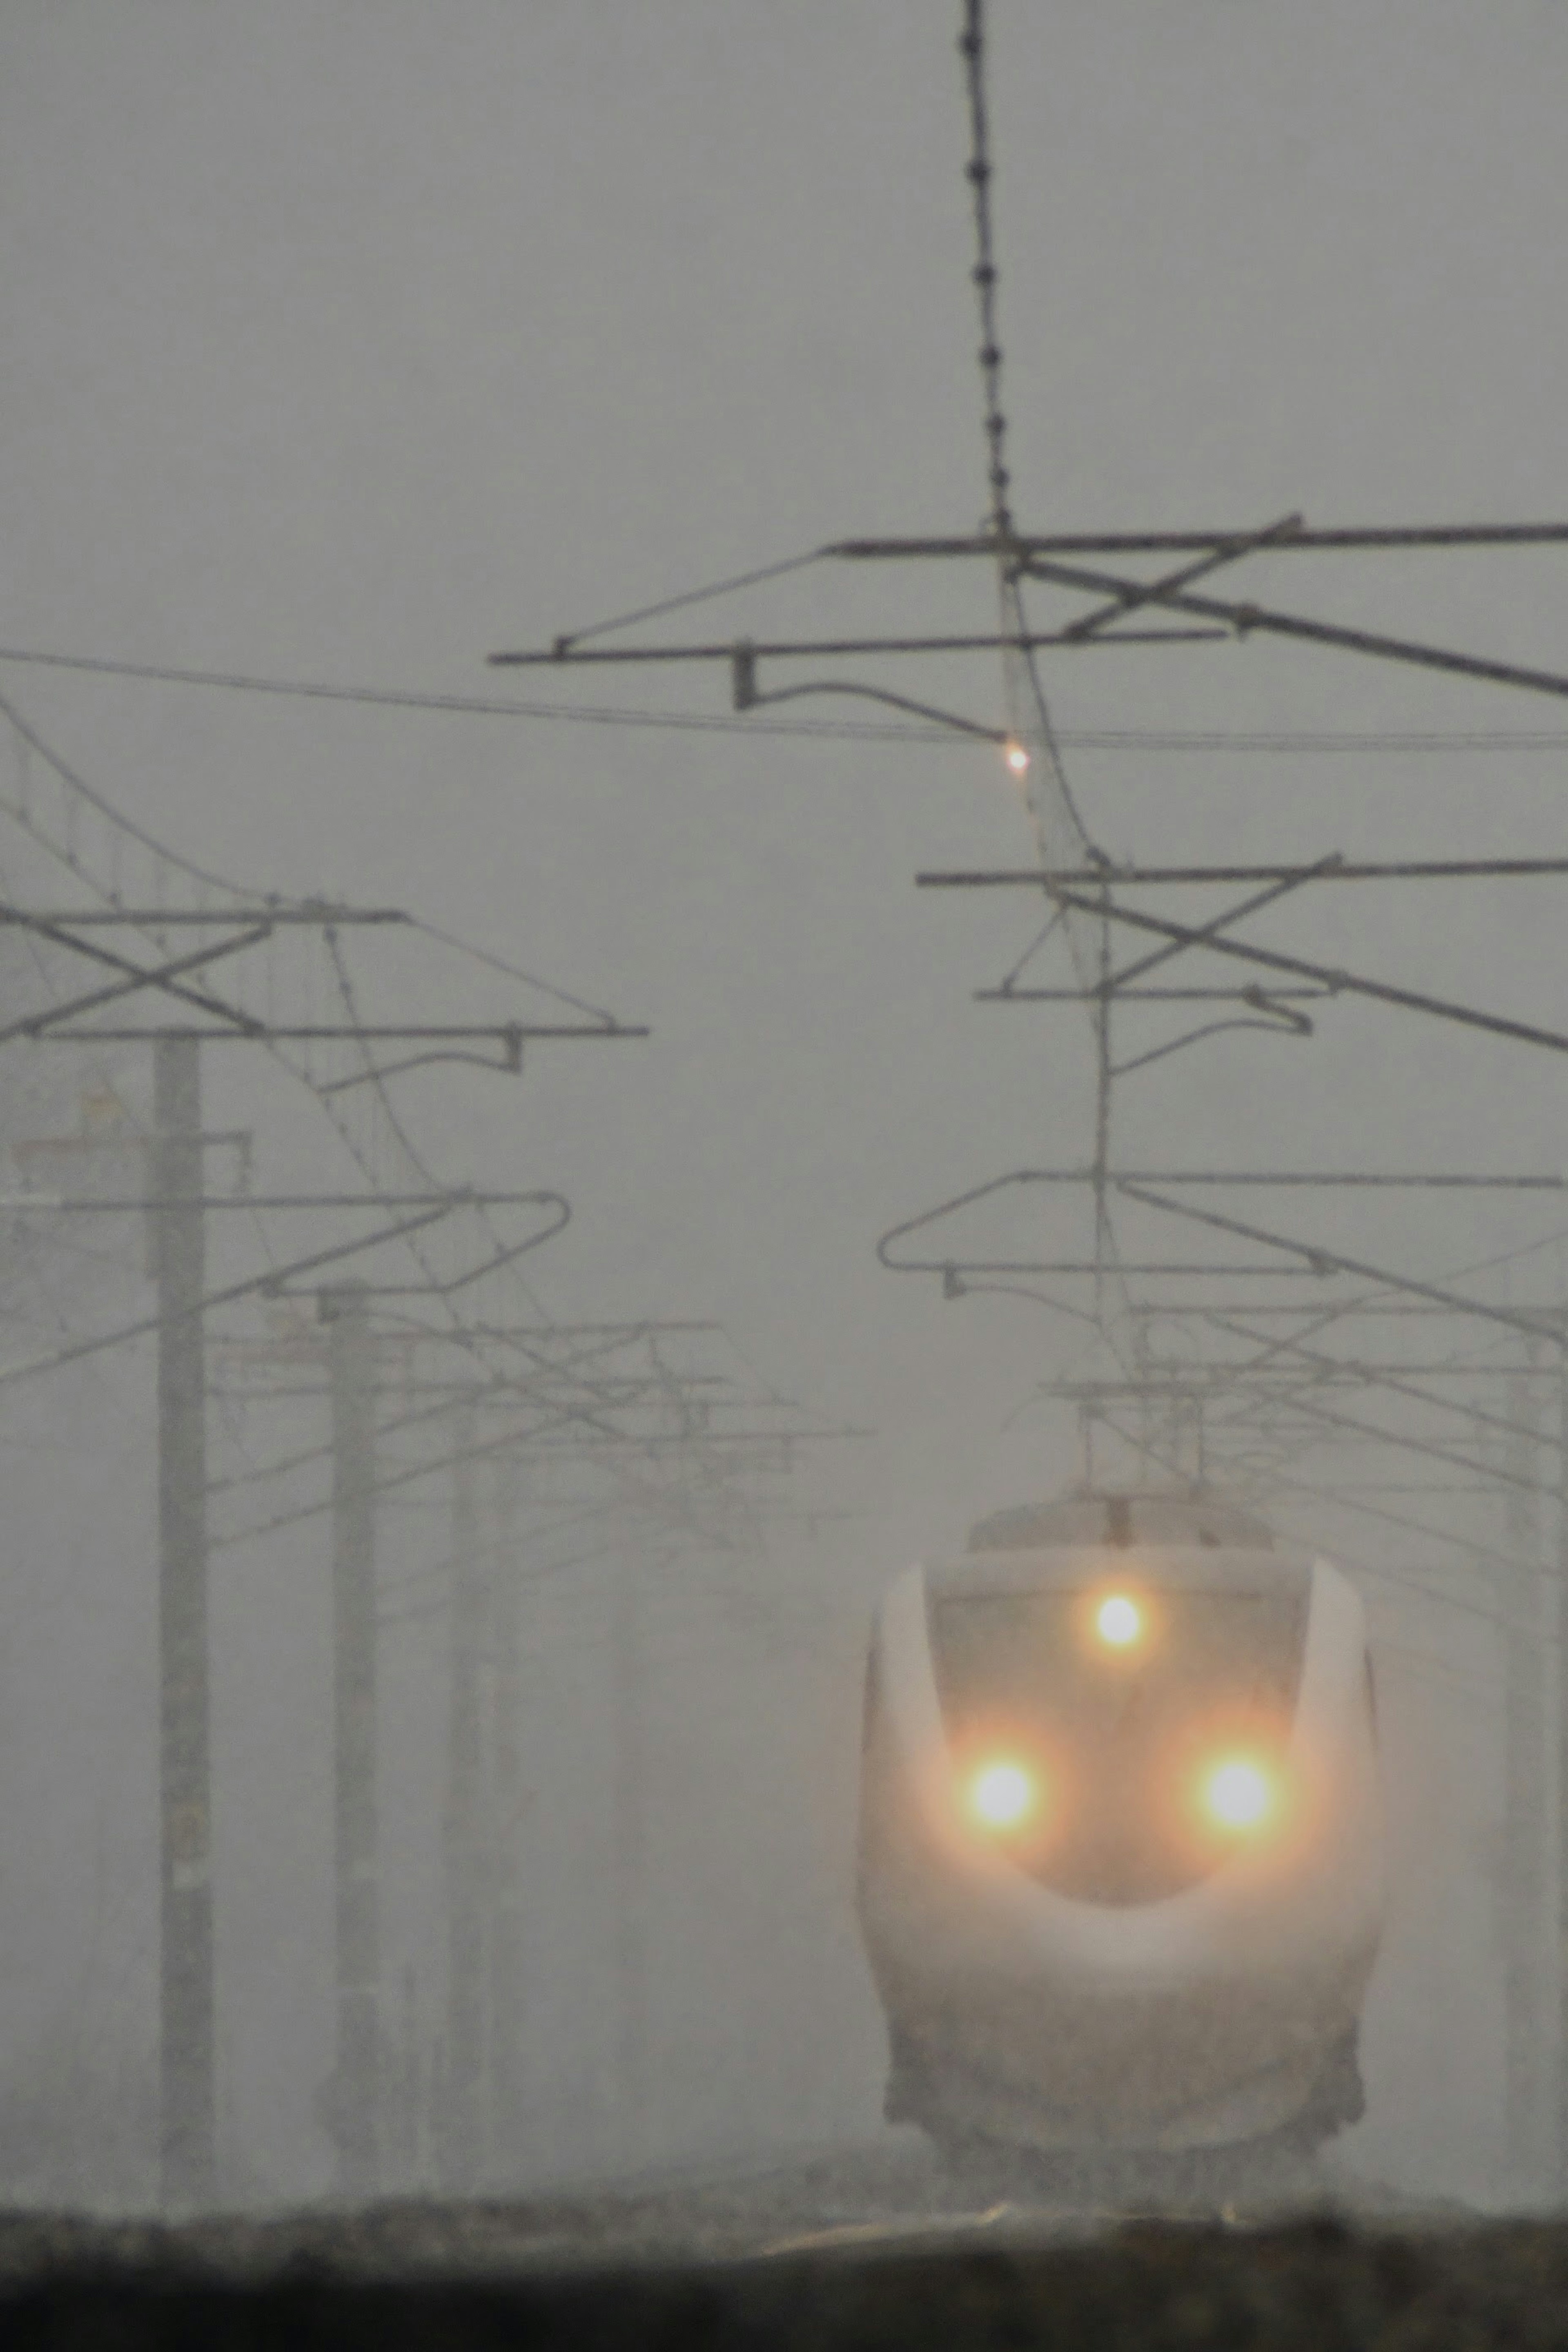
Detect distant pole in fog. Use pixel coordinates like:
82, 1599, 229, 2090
153, 1033, 215, 2209
1497, 1339, 1554, 2196
0, 879, 615, 2212
610, 1550, 649, 2160
444, 1401, 489, 2186
1557, 1338, 1568, 2196
323, 1280, 379, 2196
488, 1451, 526, 2160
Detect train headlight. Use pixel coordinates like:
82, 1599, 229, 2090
967, 1759, 1037, 1833
1200, 1756, 1275, 1832
1096, 1592, 1143, 1648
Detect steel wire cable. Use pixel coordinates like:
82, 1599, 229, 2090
958, 2, 1132, 1362
951, 2, 1568, 1485
0, 699, 800, 1556
5, 647, 1568, 756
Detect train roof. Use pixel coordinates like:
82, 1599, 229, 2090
967, 1491, 1277, 1555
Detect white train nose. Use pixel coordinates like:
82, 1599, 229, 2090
858, 1501, 1382, 2159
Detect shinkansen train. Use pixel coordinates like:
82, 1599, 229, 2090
856, 1491, 1382, 2165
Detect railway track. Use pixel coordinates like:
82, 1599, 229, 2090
0, 2138, 1454, 2281
0, 2159, 1526, 2352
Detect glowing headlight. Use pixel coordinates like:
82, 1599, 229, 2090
968, 1760, 1037, 1832
1096, 1593, 1143, 1648
1201, 1756, 1275, 1832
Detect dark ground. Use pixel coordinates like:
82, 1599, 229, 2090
0, 2154, 1559, 2350
3, 2213, 1568, 2348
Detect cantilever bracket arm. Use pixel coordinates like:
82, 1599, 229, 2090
488, 624, 1224, 670
1060, 511, 1305, 641
1109, 994, 1312, 1079
1203, 1310, 1562, 1455
730, 658, 1007, 746
329, 1194, 571, 1297
0, 1199, 458, 1394
212, 1388, 628, 1553
316, 1038, 529, 1094
1112, 1180, 1561, 1341
1016, 548, 1568, 704
318, 1018, 645, 1090
1044, 880, 1568, 1058
924, 856, 1568, 889
1245, 1385, 1542, 1497
0, 916, 272, 1044
874, 1168, 1326, 1283
876, 1169, 1092, 1272
832, 523, 1568, 559
1089, 860, 1344, 997
38, 1020, 651, 1047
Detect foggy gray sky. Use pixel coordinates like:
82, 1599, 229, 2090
2, 1, 1567, 2203
5, 3, 1568, 1557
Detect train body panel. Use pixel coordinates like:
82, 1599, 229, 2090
856, 1503, 1383, 2157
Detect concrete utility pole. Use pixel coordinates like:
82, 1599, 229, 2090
0, 881, 641, 2215
610, 1550, 650, 2165
443, 1403, 489, 2187
488, 1451, 526, 2161
210, 1324, 728, 2194
323, 1281, 379, 2195
1558, 1343, 1568, 2193
153, 1033, 214, 2209
1496, 1341, 1556, 2195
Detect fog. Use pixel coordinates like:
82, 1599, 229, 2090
0, 0, 1566, 2221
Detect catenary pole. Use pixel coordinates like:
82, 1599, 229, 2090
1497, 1345, 1546, 2189
444, 1401, 488, 2185
323, 1281, 379, 2195
1558, 1336, 1568, 2192
488, 1450, 525, 2162
154, 1033, 214, 2207
610, 1548, 649, 2165
0, 865, 637, 2209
